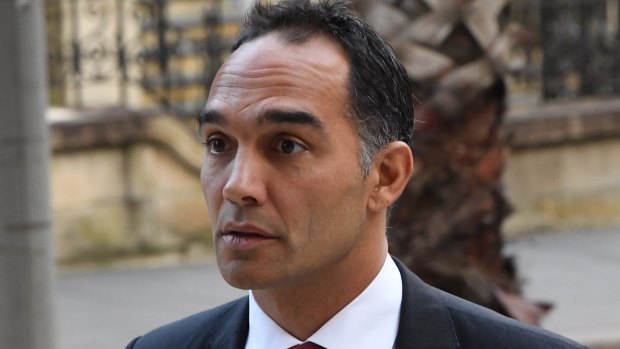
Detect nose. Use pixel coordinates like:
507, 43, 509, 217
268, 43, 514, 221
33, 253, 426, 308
222, 150, 267, 206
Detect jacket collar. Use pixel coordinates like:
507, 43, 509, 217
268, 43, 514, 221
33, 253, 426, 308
207, 257, 460, 349
393, 257, 460, 349
209, 297, 250, 349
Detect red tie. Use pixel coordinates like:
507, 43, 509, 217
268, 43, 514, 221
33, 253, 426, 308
289, 342, 324, 349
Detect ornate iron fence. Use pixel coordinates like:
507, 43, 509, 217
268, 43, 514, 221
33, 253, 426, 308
46, 0, 620, 115
46, 0, 238, 116
510, 0, 620, 101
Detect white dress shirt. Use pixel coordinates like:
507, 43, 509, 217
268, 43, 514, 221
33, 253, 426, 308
245, 255, 403, 349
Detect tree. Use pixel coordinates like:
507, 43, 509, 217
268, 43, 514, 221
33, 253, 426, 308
355, 0, 549, 324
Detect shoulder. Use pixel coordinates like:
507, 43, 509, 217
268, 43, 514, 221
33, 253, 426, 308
393, 257, 586, 349
126, 296, 249, 349
436, 289, 586, 349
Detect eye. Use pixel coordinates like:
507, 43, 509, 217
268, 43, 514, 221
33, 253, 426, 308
205, 135, 232, 154
276, 139, 305, 154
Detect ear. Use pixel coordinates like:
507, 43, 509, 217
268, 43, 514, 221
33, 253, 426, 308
367, 141, 414, 213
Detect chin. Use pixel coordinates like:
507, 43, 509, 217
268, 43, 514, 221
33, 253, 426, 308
218, 260, 274, 290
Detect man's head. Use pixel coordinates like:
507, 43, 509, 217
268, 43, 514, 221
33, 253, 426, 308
232, 0, 413, 175
199, 0, 413, 292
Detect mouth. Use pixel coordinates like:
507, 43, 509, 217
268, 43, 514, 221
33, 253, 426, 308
223, 230, 270, 239
219, 223, 277, 250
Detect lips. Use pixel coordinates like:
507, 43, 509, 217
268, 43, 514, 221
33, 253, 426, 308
226, 231, 266, 237
221, 222, 274, 237
219, 223, 276, 249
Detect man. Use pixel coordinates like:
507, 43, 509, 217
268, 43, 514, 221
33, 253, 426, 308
127, 1, 585, 348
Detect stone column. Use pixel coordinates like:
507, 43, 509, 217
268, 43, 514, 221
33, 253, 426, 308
0, 0, 56, 348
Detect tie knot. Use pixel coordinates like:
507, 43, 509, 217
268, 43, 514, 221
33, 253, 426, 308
289, 342, 324, 349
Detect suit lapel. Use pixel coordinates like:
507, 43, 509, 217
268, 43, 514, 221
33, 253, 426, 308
206, 259, 460, 349
208, 297, 250, 349
393, 257, 460, 349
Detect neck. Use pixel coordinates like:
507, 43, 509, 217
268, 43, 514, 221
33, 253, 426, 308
252, 234, 388, 340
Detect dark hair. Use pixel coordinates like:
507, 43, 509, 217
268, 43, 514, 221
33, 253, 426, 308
232, 0, 414, 175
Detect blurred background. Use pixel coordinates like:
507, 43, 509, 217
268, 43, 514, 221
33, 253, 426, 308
1, 0, 619, 348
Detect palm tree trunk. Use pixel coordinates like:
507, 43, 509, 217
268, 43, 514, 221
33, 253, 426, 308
355, 0, 549, 324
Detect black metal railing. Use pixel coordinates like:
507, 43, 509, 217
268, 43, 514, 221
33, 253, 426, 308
510, 0, 620, 101
46, 0, 620, 114
46, 0, 236, 116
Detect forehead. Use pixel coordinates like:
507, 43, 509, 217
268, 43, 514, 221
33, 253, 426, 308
229, 32, 348, 70
203, 33, 350, 125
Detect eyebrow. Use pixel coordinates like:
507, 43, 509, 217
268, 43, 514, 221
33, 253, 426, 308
259, 110, 325, 130
198, 110, 225, 127
198, 109, 325, 131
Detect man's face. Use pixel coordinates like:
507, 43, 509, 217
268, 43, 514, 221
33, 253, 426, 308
200, 33, 379, 290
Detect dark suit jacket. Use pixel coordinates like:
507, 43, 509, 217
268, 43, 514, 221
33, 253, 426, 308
126, 257, 586, 349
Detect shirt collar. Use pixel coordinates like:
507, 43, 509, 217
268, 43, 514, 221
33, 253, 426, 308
245, 254, 403, 349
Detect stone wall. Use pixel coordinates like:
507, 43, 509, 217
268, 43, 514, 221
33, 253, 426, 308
504, 98, 620, 234
49, 99, 620, 263
49, 108, 209, 264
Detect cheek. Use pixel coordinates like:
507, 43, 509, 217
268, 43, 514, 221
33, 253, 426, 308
200, 166, 212, 201
301, 177, 366, 228
200, 167, 224, 218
